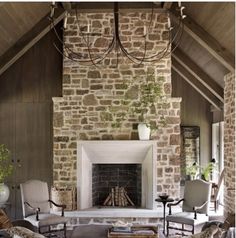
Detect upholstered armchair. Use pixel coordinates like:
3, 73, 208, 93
166, 179, 212, 235
20, 180, 68, 237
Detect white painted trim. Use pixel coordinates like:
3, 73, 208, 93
77, 140, 157, 210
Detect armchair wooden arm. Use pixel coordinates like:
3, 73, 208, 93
24, 202, 40, 221
167, 199, 184, 215
48, 199, 66, 217
193, 201, 209, 219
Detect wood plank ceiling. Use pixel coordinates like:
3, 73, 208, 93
0, 2, 50, 56
173, 2, 235, 88
0, 2, 234, 109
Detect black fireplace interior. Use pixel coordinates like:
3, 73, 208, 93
92, 164, 142, 207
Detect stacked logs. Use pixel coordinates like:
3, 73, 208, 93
103, 186, 135, 207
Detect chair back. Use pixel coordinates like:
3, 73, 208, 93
183, 179, 211, 214
215, 168, 225, 200
20, 180, 50, 218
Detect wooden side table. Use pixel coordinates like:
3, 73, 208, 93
155, 197, 174, 235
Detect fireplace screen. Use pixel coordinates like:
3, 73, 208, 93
92, 164, 142, 207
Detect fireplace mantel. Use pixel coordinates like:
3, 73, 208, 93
77, 140, 157, 210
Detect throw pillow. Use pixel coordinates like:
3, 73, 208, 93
5, 226, 45, 238
187, 224, 222, 238
0, 209, 12, 229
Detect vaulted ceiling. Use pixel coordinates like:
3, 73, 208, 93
0, 1, 234, 110
0, 2, 50, 56
176, 2, 235, 88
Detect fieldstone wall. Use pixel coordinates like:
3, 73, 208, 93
53, 11, 182, 199
224, 72, 235, 215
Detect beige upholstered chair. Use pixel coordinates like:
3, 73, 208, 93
166, 179, 212, 235
20, 180, 68, 237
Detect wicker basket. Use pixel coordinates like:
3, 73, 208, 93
51, 187, 77, 211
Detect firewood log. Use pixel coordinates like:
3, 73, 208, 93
103, 193, 112, 206
124, 191, 135, 206
111, 188, 115, 206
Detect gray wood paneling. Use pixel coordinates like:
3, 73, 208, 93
172, 69, 213, 166
0, 25, 62, 102
0, 25, 62, 219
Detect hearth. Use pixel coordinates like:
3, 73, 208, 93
77, 140, 157, 210
92, 164, 142, 207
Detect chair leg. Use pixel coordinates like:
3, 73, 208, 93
192, 225, 194, 234
182, 224, 184, 236
48, 226, 51, 238
214, 200, 217, 212
64, 223, 66, 238
167, 221, 169, 237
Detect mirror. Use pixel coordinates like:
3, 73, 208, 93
180, 126, 200, 180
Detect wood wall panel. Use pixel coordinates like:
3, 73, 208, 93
172, 69, 213, 166
0, 24, 62, 102
0, 24, 62, 219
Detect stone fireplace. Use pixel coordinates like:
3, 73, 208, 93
77, 141, 157, 210
52, 10, 182, 208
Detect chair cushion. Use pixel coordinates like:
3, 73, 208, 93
0, 209, 12, 229
166, 212, 209, 225
20, 180, 51, 217
25, 214, 68, 227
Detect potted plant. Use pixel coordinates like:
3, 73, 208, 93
201, 161, 216, 181
185, 161, 217, 181
0, 144, 13, 204
185, 162, 200, 180
104, 70, 166, 140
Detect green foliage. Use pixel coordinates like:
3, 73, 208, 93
105, 70, 166, 131
185, 161, 217, 181
185, 162, 200, 179
100, 112, 113, 121
0, 144, 13, 183
201, 162, 216, 181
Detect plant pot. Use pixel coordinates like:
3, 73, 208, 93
0, 183, 10, 204
138, 123, 151, 140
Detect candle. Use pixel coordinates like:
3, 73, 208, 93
168, 17, 171, 28
178, 2, 181, 8
63, 12, 68, 29
87, 23, 90, 33
144, 25, 147, 36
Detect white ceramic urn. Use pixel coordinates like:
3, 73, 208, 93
138, 123, 151, 140
0, 183, 10, 204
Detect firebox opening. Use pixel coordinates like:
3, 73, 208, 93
92, 164, 142, 207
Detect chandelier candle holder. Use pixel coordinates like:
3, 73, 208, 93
50, 2, 186, 66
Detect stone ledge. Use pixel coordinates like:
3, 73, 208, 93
52, 206, 182, 218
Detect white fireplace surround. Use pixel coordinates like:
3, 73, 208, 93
77, 140, 157, 210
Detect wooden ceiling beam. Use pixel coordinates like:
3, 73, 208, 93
171, 10, 235, 72
172, 47, 224, 102
0, 8, 65, 77
162, 2, 173, 10
61, 2, 72, 11
172, 58, 223, 111
70, 2, 164, 13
